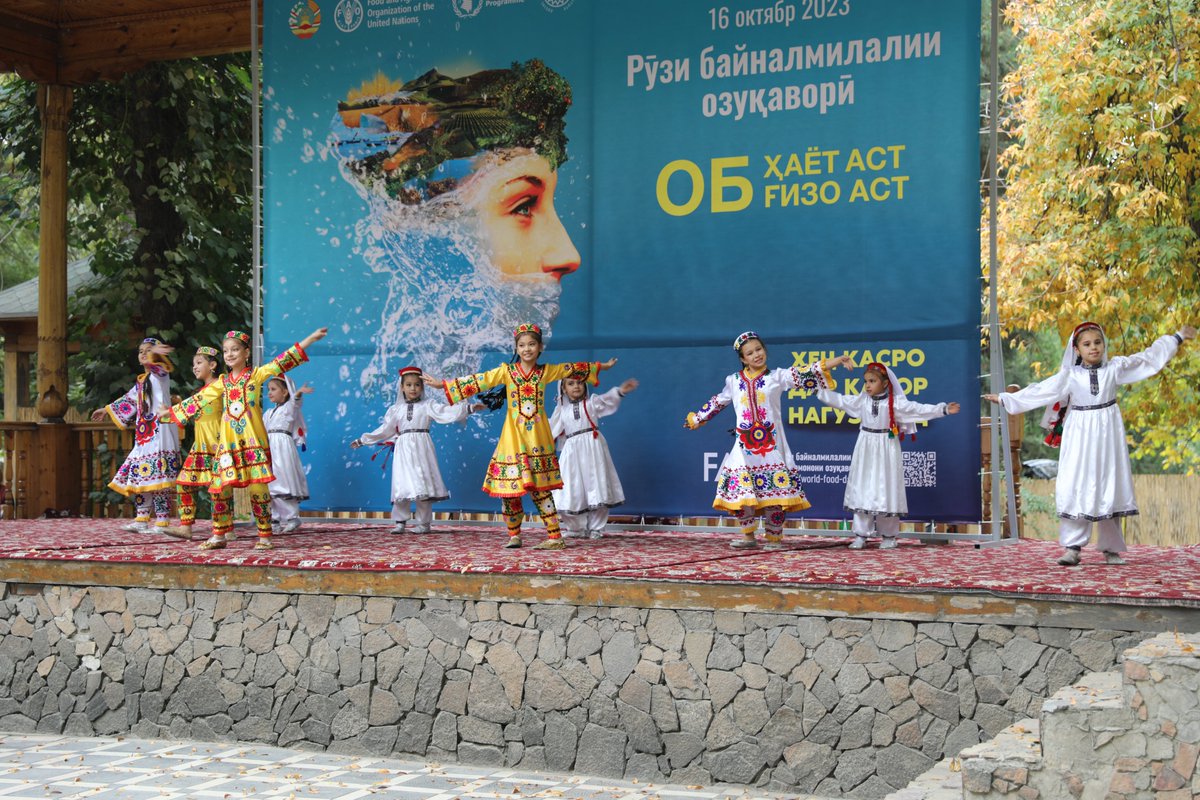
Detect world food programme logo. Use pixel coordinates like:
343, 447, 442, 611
289, 0, 322, 38
542, 0, 574, 10
334, 0, 363, 32
451, 0, 483, 18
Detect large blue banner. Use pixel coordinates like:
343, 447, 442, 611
264, 0, 981, 520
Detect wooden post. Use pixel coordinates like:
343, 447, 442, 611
35, 83, 72, 422
31, 83, 81, 516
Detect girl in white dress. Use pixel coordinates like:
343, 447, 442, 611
550, 376, 639, 538
685, 331, 851, 549
816, 362, 959, 550
264, 375, 312, 532
351, 366, 474, 533
92, 338, 185, 537
986, 322, 1195, 566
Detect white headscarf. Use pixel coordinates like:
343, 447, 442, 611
273, 374, 309, 450
864, 362, 918, 440
1038, 321, 1106, 445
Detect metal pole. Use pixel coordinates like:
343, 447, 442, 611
985, 0, 1019, 543
251, 0, 264, 366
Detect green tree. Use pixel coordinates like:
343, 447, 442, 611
993, 0, 1200, 470
0, 55, 253, 409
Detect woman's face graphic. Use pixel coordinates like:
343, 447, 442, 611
472, 153, 580, 281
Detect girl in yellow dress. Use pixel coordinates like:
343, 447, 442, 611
163, 327, 327, 550
174, 345, 230, 547
423, 323, 615, 550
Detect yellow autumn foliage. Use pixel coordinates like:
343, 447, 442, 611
991, 0, 1200, 470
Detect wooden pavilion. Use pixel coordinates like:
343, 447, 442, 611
0, 1, 259, 517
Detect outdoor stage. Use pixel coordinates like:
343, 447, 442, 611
1, 518, 1198, 796
1, 518, 1197, 626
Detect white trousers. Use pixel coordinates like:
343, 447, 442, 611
853, 512, 900, 537
560, 507, 609, 536
271, 497, 299, 524
392, 500, 433, 531
1059, 516, 1127, 552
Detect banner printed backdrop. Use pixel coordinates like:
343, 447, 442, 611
263, 0, 982, 520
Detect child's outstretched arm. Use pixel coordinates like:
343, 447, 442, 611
1111, 325, 1195, 386
619, 378, 639, 395
684, 385, 732, 429
298, 328, 328, 351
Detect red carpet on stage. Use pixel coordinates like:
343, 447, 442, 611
0, 519, 1197, 605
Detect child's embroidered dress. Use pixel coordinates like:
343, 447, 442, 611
165, 345, 308, 493
443, 360, 600, 497
687, 362, 834, 512
106, 364, 182, 497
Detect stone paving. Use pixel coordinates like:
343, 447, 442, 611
0, 733, 835, 800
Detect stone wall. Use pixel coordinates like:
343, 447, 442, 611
0, 584, 1155, 798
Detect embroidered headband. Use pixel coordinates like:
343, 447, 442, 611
732, 331, 760, 352
864, 361, 889, 378
196, 346, 219, 358
1072, 321, 1103, 345
225, 330, 251, 346
514, 323, 542, 339
142, 337, 161, 346
398, 366, 423, 377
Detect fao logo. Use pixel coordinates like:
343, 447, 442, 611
543, 0, 574, 10
334, 0, 363, 32
452, 0, 484, 18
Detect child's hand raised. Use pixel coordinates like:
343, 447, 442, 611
421, 373, 442, 387
150, 343, 175, 357
299, 328, 329, 350
1181, 325, 1197, 340
600, 358, 618, 370
946, 402, 961, 415
827, 354, 854, 370
619, 378, 639, 394
297, 382, 315, 395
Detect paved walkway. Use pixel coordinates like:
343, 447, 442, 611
0, 734, 832, 800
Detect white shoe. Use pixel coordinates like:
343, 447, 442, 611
1103, 551, 1126, 565
848, 536, 867, 550
1057, 548, 1081, 566
281, 520, 301, 533
588, 529, 604, 539
408, 525, 430, 534
730, 537, 758, 549
121, 520, 150, 533
562, 529, 585, 539
880, 537, 898, 550
390, 523, 406, 535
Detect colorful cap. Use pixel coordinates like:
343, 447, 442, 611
732, 331, 759, 352
1072, 321, 1103, 343
142, 337, 161, 346
225, 330, 251, 346
196, 346, 219, 358
514, 323, 542, 339
398, 366, 423, 377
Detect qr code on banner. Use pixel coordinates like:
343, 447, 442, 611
903, 451, 937, 488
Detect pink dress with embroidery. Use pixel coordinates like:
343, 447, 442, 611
687, 362, 834, 513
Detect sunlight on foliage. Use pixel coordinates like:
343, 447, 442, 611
992, 0, 1200, 471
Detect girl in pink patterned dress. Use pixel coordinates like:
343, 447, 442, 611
685, 332, 851, 549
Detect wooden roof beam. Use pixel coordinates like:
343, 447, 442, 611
0, 11, 60, 84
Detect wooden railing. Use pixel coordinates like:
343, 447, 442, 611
0, 421, 133, 520
75, 422, 134, 519
0, 422, 37, 520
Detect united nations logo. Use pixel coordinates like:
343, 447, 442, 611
542, 0, 574, 10
334, 0, 363, 32
452, 0, 484, 18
